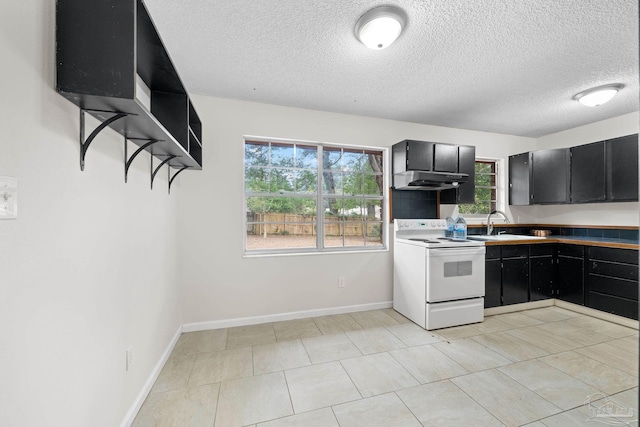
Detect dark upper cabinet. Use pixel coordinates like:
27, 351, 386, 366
509, 134, 638, 206
440, 145, 476, 204
393, 140, 458, 173
509, 152, 531, 206
531, 149, 570, 204
55, 0, 203, 171
392, 139, 464, 173
571, 141, 606, 203
606, 134, 639, 202
433, 143, 459, 172
393, 140, 435, 172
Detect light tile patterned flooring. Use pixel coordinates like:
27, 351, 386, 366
132, 307, 639, 427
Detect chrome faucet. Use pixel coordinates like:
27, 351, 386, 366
486, 210, 510, 235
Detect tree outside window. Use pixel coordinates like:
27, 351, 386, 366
458, 160, 497, 215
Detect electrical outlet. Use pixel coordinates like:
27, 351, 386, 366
126, 346, 134, 371
338, 277, 346, 288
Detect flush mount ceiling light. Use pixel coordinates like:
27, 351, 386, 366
573, 84, 624, 107
355, 5, 407, 50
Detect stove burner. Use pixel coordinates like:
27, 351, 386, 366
437, 237, 471, 242
408, 238, 441, 244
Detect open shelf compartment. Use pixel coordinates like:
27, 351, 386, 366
55, 0, 203, 173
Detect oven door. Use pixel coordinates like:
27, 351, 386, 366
426, 247, 485, 302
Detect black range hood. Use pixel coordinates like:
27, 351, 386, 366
393, 170, 468, 191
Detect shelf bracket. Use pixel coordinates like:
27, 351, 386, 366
124, 137, 162, 183
150, 154, 177, 190
168, 166, 191, 194
79, 109, 133, 171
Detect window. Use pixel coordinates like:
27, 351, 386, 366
244, 139, 386, 254
458, 160, 498, 215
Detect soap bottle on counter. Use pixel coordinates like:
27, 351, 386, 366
454, 217, 467, 240
445, 217, 455, 238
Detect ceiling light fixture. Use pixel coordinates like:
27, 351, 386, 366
573, 84, 624, 107
355, 5, 407, 50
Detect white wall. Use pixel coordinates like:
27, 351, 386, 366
509, 112, 640, 225
0, 2, 182, 426
3, 2, 638, 424
177, 95, 534, 324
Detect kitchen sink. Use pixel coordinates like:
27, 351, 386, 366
468, 234, 548, 241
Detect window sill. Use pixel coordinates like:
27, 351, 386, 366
243, 247, 389, 258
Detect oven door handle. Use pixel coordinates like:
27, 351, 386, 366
428, 247, 485, 257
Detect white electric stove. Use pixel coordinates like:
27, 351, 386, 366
393, 219, 486, 330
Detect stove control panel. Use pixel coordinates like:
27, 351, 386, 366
395, 219, 448, 230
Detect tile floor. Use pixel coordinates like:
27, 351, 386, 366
132, 306, 639, 427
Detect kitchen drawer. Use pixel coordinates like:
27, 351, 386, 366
502, 245, 528, 259
485, 245, 501, 260
557, 244, 584, 258
587, 291, 638, 320
588, 246, 638, 265
588, 260, 638, 281
529, 244, 555, 257
588, 274, 638, 301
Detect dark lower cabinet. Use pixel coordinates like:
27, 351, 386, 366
556, 245, 585, 305
586, 247, 638, 320
502, 244, 530, 305
484, 244, 530, 307
530, 256, 554, 300
485, 259, 502, 308
484, 245, 502, 308
483, 242, 637, 320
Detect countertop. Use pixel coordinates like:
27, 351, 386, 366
477, 235, 639, 250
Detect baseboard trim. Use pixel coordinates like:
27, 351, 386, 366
485, 299, 639, 330
554, 300, 639, 330
484, 299, 554, 316
119, 325, 182, 427
182, 301, 393, 332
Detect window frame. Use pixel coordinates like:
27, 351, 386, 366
243, 136, 389, 256
457, 157, 504, 218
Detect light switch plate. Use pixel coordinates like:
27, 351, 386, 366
0, 176, 17, 220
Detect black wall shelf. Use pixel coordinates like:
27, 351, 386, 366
56, 0, 202, 190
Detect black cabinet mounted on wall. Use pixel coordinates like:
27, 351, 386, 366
571, 141, 606, 203
508, 134, 638, 205
55, 0, 203, 193
607, 134, 639, 201
508, 152, 531, 206
392, 140, 475, 198
531, 148, 570, 204
440, 145, 476, 204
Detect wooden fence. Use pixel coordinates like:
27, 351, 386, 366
247, 213, 379, 237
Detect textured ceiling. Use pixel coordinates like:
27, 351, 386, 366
144, 0, 639, 138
